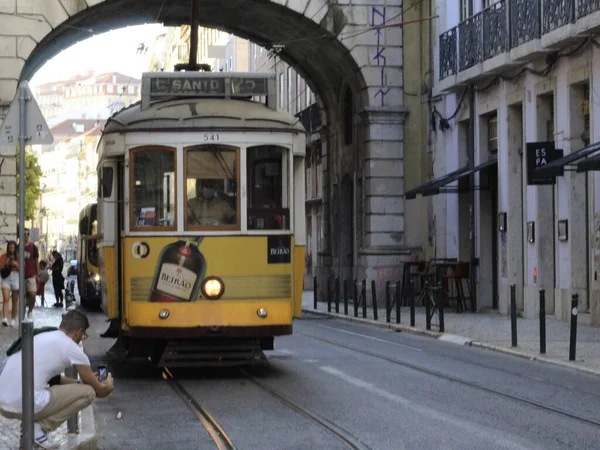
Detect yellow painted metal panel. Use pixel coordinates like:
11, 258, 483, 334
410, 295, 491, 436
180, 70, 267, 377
120, 236, 295, 328
127, 300, 292, 328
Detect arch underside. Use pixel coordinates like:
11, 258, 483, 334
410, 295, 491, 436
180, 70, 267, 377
21, 0, 366, 116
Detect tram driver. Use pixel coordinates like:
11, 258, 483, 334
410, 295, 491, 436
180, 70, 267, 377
187, 178, 235, 226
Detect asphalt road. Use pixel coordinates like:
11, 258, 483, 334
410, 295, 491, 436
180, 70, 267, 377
83, 311, 600, 450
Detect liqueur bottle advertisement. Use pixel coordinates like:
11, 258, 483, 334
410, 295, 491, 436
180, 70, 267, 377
149, 237, 206, 302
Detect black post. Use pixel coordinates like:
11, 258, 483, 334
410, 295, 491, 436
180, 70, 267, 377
510, 284, 517, 347
353, 279, 358, 317
569, 293, 579, 361
335, 277, 340, 313
343, 279, 348, 316
395, 280, 401, 324
539, 289, 546, 354
410, 279, 415, 327
327, 275, 331, 313
313, 276, 317, 310
385, 281, 391, 323
438, 281, 445, 333
371, 280, 378, 321
425, 282, 431, 331
362, 280, 367, 318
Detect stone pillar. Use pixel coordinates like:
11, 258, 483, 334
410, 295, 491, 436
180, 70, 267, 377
498, 86, 524, 314
358, 106, 409, 290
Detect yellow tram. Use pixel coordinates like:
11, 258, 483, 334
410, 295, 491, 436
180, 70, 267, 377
93, 72, 306, 366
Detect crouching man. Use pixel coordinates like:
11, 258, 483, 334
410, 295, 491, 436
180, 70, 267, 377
0, 310, 114, 448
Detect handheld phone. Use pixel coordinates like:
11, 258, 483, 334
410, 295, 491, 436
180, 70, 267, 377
97, 365, 108, 382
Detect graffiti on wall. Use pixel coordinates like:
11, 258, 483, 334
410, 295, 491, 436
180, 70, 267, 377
372, 7, 390, 107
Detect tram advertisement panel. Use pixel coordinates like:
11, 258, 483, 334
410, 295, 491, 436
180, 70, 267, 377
123, 236, 293, 303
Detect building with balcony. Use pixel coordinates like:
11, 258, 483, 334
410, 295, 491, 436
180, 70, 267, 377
34, 119, 104, 260
408, 0, 600, 326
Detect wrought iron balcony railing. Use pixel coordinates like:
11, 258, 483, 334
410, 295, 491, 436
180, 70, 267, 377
543, 0, 575, 34
439, 28, 457, 80
483, 0, 509, 60
578, 0, 600, 18
511, 0, 541, 48
458, 13, 483, 71
438, 0, 600, 83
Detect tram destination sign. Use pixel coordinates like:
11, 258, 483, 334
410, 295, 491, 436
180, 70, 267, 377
142, 73, 273, 109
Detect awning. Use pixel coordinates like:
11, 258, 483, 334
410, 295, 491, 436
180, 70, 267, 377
576, 152, 600, 172
535, 141, 600, 177
405, 159, 497, 200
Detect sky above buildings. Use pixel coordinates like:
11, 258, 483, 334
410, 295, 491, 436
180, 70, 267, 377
30, 24, 166, 89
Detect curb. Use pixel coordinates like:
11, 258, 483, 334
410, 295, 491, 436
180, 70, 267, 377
58, 404, 97, 450
302, 308, 600, 377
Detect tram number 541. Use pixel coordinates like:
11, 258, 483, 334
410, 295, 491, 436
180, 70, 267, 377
203, 133, 220, 141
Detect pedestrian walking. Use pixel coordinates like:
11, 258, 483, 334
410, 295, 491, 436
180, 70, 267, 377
51, 251, 65, 308
22, 228, 39, 319
36, 260, 50, 308
0, 240, 19, 326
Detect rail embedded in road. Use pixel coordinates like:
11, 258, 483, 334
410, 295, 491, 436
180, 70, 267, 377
163, 367, 236, 450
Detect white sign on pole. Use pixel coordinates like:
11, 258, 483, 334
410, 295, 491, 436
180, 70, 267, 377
0, 81, 53, 146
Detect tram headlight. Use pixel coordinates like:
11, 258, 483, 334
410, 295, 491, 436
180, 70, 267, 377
257, 308, 268, 318
159, 309, 170, 320
92, 273, 100, 283
201, 277, 224, 300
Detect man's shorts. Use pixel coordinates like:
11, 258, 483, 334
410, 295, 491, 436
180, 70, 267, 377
25, 277, 37, 294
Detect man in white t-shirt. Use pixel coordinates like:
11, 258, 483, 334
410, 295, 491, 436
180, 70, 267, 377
0, 310, 115, 447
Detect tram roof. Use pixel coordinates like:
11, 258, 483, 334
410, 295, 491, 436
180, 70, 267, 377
102, 98, 306, 134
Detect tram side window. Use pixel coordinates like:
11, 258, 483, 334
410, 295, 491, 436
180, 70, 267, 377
247, 145, 289, 230
131, 148, 176, 229
185, 145, 238, 228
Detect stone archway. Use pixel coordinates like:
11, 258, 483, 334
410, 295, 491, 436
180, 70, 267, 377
0, 0, 406, 283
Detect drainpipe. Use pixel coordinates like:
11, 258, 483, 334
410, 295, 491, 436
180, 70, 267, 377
469, 84, 477, 312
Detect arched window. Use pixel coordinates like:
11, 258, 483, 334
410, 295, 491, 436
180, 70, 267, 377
343, 87, 353, 145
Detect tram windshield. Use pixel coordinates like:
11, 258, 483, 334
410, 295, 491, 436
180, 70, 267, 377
247, 145, 289, 230
185, 145, 238, 229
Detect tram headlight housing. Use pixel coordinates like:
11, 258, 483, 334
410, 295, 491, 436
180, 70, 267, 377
159, 309, 170, 319
257, 308, 268, 318
201, 277, 224, 300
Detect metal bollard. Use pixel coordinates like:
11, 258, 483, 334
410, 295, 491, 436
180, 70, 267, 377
362, 280, 367, 318
438, 281, 445, 333
65, 365, 79, 433
395, 280, 401, 324
569, 293, 578, 361
510, 284, 517, 347
335, 277, 340, 313
327, 275, 331, 313
353, 279, 358, 317
410, 279, 415, 327
21, 320, 35, 450
539, 289, 546, 354
343, 279, 348, 316
371, 280, 378, 321
385, 281, 391, 323
425, 282, 431, 331
313, 276, 317, 309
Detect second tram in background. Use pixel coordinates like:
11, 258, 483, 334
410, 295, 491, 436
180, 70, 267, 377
88, 71, 306, 366
77, 203, 102, 310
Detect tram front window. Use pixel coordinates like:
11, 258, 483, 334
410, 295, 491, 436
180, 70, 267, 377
131, 147, 176, 229
247, 145, 289, 230
185, 145, 238, 228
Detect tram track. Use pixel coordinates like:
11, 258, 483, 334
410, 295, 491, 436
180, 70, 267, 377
302, 332, 600, 429
163, 368, 236, 450
240, 368, 372, 450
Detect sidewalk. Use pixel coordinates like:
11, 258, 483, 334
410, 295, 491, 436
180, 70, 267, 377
302, 290, 600, 377
0, 277, 96, 450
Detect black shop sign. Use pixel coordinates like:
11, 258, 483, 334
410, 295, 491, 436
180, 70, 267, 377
526, 142, 564, 185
